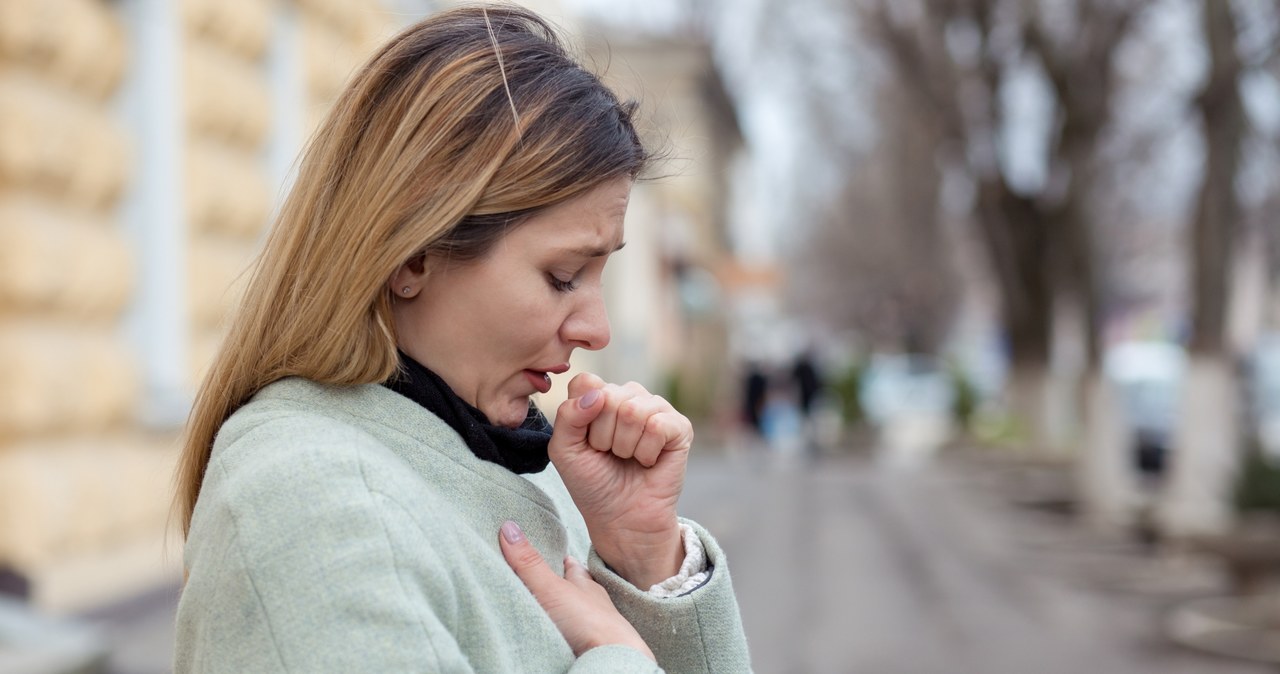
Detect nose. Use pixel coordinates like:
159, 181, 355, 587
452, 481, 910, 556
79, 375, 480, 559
562, 289, 611, 351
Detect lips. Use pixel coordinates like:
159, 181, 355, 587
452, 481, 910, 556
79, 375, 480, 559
523, 370, 552, 394
523, 362, 570, 394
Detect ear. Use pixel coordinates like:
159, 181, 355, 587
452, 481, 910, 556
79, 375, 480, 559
389, 252, 427, 299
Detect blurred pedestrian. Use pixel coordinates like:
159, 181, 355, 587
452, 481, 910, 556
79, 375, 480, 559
792, 349, 823, 421
742, 361, 768, 435
171, 7, 749, 672
792, 349, 826, 452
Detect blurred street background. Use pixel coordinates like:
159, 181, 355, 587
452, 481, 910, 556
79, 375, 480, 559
2, 0, 1280, 672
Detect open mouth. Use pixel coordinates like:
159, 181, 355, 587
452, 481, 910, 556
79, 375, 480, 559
523, 369, 553, 394
522, 363, 570, 394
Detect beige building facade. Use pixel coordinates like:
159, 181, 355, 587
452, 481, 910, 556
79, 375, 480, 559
0, 0, 405, 614
584, 31, 743, 420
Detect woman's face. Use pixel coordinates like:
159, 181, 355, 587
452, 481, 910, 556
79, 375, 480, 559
391, 176, 631, 428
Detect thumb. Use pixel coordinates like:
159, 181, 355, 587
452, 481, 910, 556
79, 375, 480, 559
566, 371, 605, 400
550, 373, 605, 448
499, 521, 563, 600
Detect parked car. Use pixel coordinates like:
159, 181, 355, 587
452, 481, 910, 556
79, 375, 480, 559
858, 354, 954, 426
1104, 341, 1186, 478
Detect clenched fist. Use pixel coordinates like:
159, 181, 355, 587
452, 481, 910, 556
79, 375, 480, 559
548, 373, 693, 589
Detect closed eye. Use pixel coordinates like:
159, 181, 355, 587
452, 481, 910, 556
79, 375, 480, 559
549, 273, 580, 293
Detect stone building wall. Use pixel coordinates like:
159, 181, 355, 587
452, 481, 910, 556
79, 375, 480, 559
0, 0, 403, 614
184, 0, 274, 386
0, 0, 165, 614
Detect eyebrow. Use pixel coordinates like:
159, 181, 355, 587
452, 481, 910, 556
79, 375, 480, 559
563, 241, 627, 258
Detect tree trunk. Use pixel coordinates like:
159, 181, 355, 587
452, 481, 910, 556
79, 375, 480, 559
1057, 137, 1114, 511
1159, 0, 1246, 537
1160, 356, 1239, 535
1077, 368, 1137, 528
976, 179, 1056, 448
1005, 363, 1054, 451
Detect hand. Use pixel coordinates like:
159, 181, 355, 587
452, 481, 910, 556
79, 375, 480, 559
549, 373, 692, 589
499, 520, 655, 661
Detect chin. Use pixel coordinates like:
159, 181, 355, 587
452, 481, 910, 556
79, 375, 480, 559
488, 400, 530, 429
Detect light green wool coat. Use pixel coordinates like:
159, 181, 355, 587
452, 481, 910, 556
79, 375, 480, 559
174, 377, 752, 673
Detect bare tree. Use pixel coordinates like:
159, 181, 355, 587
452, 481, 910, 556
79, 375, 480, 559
859, 0, 1144, 449
1159, 0, 1252, 536
789, 81, 960, 353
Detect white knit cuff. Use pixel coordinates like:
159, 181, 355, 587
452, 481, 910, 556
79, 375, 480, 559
646, 522, 710, 598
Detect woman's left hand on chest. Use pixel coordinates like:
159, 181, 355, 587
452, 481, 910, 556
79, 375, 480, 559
549, 372, 691, 590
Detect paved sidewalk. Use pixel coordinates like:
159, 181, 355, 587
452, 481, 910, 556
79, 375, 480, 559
80, 584, 180, 674
0, 597, 107, 674
678, 442, 1273, 673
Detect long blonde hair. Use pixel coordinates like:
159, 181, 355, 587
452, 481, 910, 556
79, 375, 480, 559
175, 5, 648, 536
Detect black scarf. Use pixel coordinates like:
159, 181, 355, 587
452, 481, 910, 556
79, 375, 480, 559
383, 351, 553, 474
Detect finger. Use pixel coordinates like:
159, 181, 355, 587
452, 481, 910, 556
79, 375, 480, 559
587, 382, 647, 452
639, 411, 694, 466
633, 417, 669, 467
586, 384, 623, 451
499, 521, 565, 599
550, 375, 607, 452
609, 397, 645, 460
612, 396, 667, 461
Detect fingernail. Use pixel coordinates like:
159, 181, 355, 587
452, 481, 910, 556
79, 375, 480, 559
501, 520, 525, 544
579, 389, 601, 409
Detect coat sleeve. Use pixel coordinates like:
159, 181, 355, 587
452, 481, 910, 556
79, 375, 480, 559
587, 518, 753, 673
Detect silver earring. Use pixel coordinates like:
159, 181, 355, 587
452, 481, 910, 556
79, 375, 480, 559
401, 286, 412, 296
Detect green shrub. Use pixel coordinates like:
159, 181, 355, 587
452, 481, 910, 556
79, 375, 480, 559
947, 361, 978, 431
661, 369, 685, 414
831, 362, 864, 426
971, 411, 1027, 449
1235, 445, 1280, 513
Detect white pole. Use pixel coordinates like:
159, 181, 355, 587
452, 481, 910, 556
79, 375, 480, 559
118, 0, 190, 428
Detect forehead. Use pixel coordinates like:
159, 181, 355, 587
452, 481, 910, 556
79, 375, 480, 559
509, 177, 631, 249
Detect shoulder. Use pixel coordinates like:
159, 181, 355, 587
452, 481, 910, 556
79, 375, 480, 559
209, 376, 436, 489
211, 405, 381, 498
192, 382, 446, 545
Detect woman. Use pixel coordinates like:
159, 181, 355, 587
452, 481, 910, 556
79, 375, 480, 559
173, 6, 751, 673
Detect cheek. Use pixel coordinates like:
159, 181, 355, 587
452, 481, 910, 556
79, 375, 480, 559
482, 288, 563, 356
500, 310, 564, 354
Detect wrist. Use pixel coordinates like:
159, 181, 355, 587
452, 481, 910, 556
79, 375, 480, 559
596, 525, 684, 589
